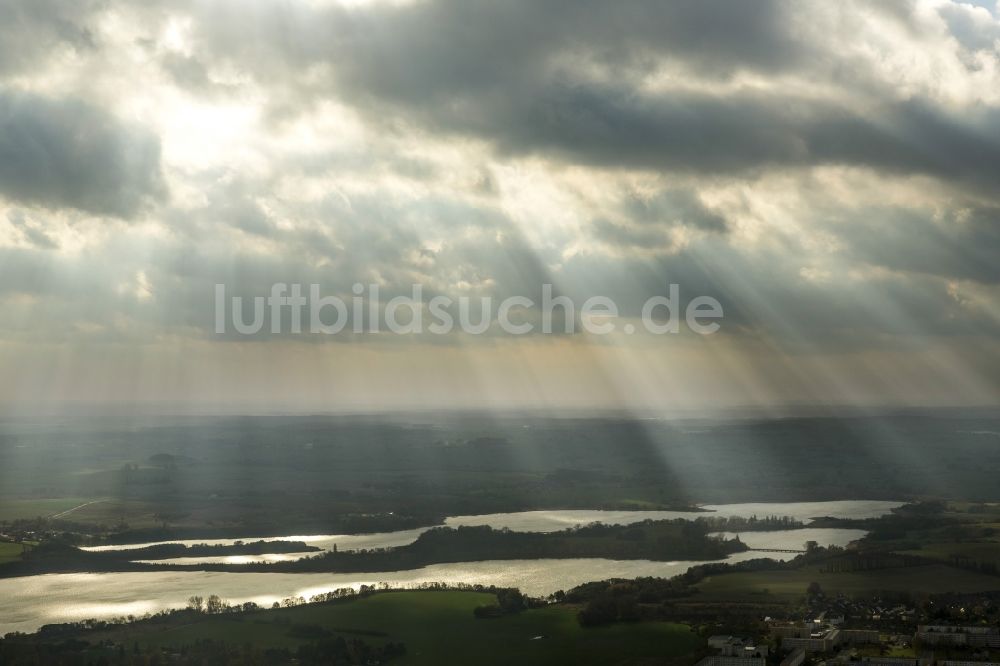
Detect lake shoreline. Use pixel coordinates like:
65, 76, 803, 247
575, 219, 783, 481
0, 500, 903, 634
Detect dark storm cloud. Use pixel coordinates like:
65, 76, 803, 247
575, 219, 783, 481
446, 89, 1000, 187
553, 241, 1000, 347
592, 188, 729, 249
6, 210, 58, 249
160, 53, 217, 93
325, 76, 1000, 192
177, 0, 1000, 194
0, 90, 165, 217
193, 0, 801, 85
0, 0, 996, 356
3, 182, 997, 350
830, 206, 1000, 285
621, 189, 728, 233
0, 0, 101, 76
591, 218, 675, 250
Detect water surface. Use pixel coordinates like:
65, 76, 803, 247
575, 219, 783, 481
3, 500, 899, 635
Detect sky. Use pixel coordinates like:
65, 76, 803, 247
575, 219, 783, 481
1, 0, 999, 413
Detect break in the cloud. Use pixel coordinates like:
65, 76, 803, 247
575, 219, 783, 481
0, 0, 998, 411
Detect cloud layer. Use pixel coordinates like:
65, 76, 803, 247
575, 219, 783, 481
0, 0, 998, 410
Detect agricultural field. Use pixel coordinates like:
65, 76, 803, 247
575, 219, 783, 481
0, 542, 24, 565
87, 590, 704, 666
695, 563, 1000, 602
896, 541, 1000, 563
0, 498, 95, 523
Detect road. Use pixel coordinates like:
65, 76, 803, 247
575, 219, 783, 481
48, 499, 108, 520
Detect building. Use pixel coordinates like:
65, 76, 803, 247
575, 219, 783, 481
772, 622, 827, 639
695, 657, 766, 666
780, 647, 806, 666
708, 636, 741, 653
707, 636, 769, 658
782, 628, 842, 653
916, 627, 1000, 648
842, 629, 881, 645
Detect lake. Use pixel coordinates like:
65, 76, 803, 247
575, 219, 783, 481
83, 499, 901, 557
2, 500, 899, 635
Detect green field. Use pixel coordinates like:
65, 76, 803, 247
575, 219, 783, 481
0, 498, 95, 522
696, 564, 1000, 602
896, 541, 1000, 563
0, 497, 179, 531
0, 542, 24, 564
92, 591, 703, 666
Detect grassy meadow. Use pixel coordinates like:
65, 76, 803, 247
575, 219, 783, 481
89, 590, 704, 666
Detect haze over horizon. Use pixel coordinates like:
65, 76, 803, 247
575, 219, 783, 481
2, 0, 1000, 412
